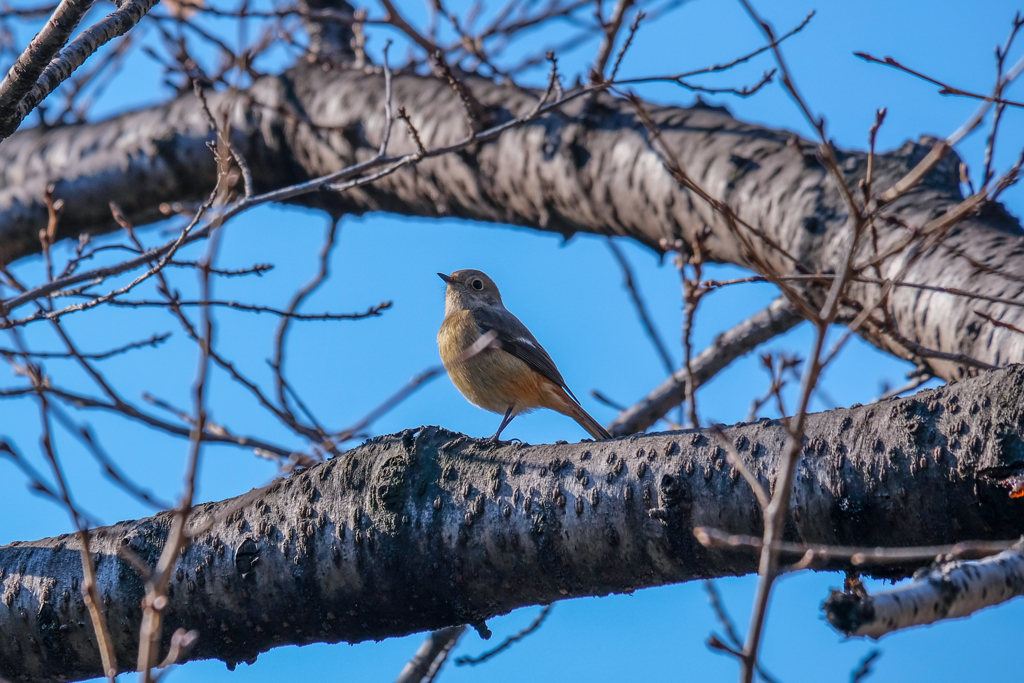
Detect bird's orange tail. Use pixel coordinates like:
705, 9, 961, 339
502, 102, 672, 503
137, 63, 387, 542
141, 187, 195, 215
541, 383, 612, 440
570, 404, 612, 440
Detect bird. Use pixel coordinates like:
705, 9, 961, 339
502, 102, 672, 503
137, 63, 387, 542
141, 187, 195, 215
437, 269, 611, 442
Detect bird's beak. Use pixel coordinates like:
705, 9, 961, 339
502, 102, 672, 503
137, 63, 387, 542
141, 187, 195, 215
437, 272, 455, 285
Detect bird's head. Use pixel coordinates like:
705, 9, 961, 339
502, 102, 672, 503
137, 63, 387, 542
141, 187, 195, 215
438, 269, 504, 313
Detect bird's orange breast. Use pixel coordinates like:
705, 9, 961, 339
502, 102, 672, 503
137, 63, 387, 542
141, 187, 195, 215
438, 311, 556, 415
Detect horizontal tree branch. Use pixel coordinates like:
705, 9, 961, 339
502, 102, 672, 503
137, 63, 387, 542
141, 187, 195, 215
823, 542, 1024, 638
3, 66, 1019, 379
2, 363, 1024, 681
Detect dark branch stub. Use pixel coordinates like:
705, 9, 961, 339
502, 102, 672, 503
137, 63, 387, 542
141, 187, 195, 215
301, 0, 357, 63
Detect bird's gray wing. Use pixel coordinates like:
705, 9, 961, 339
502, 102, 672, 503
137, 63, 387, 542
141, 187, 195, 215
470, 306, 579, 403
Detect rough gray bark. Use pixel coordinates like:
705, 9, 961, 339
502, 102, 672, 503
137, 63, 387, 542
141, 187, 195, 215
3, 364, 1023, 682
1, 66, 1021, 380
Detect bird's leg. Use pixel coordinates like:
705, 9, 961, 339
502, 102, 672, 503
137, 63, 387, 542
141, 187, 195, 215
489, 406, 516, 442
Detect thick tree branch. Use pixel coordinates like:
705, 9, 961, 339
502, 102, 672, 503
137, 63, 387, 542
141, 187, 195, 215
2, 364, 1024, 682
0, 67, 1022, 379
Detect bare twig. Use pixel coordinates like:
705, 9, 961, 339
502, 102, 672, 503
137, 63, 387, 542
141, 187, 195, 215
680, 234, 707, 427
319, 365, 446, 452
878, 139, 950, 205
590, 389, 627, 412
77, 526, 118, 683
704, 581, 744, 656
395, 626, 466, 683
615, 11, 813, 90
606, 237, 673, 375
378, 41, 395, 153
703, 581, 781, 683
272, 216, 339, 427
155, 627, 199, 672
40, 184, 64, 283
694, 527, 1018, 566
861, 107, 886, 204
886, 324, 997, 371
455, 605, 553, 665
2, 331, 119, 681
137, 180, 221, 683
0, 331, 169, 359
610, 297, 801, 436
871, 367, 933, 403
397, 105, 427, 156
974, 309, 1024, 336
854, 51, 1024, 109
47, 402, 172, 509
0, 372, 296, 457
851, 650, 881, 683
608, 10, 643, 82
982, 14, 1024, 187
83, 296, 392, 320
590, 0, 635, 84
525, 51, 560, 118
701, 272, 1024, 311
45, 448, 117, 681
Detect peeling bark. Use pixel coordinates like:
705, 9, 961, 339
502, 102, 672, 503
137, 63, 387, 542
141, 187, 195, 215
2, 364, 1024, 682
1, 67, 1022, 379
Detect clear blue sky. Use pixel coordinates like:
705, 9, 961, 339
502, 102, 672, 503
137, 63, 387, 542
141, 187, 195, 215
2, 0, 1023, 681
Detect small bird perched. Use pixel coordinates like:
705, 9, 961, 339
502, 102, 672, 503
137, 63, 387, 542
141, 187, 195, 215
437, 269, 611, 441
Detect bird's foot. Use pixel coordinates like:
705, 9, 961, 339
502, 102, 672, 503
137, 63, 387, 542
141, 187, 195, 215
486, 435, 521, 445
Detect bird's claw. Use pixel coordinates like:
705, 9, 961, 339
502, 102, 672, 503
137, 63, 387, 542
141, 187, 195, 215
486, 435, 521, 445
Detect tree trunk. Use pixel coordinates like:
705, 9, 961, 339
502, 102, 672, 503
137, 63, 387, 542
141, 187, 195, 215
2, 364, 1023, 681
1, 65, 1022, 377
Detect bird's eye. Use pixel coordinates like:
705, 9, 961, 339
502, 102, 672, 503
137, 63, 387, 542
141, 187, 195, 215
472, 279, 484, 290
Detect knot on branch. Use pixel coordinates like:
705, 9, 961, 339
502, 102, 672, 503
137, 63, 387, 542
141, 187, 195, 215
299, 0, 359, 65
822, 589, 875, 635
881, 138, 964, 195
